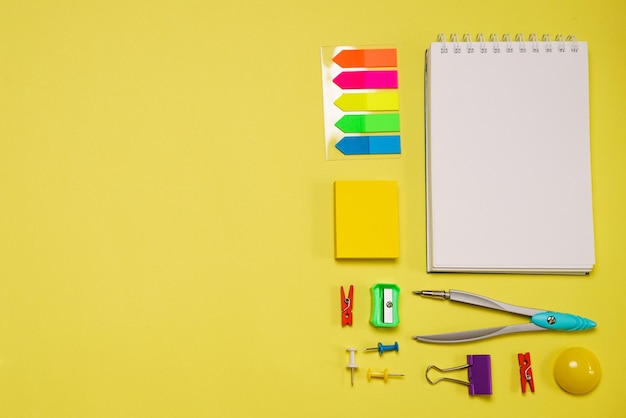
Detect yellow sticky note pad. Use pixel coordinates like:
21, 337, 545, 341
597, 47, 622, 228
334, 181, 399, 259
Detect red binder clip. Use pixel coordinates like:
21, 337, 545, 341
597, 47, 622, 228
341, 285, 354, 326
518, 352, 535, 393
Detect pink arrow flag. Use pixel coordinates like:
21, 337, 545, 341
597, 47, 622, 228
333, 70, 398, 89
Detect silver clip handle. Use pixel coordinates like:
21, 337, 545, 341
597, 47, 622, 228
425, 363, 470, 386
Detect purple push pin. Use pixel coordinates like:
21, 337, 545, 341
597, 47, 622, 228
425, 354, 492, 396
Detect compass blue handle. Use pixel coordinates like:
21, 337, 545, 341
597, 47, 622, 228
530, 312, 597, 331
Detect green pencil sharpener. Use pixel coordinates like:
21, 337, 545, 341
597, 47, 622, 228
370, 283, 400, 328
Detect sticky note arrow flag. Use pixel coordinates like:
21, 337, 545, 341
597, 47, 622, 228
332, 49, 397, 68
335, 114, 400, 133
334, 92, 399, 111
336, 136, 401, 155
333, 71, 398, 89
321, 46, 401, 158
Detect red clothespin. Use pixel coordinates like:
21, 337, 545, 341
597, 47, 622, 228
518, 352, 535, 393
341, 285, 354, 326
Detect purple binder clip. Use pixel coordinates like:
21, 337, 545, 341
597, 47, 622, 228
425, 354, 492, 396
467, 355, 492, 395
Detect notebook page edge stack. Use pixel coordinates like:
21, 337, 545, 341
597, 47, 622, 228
425, 34, 595, 275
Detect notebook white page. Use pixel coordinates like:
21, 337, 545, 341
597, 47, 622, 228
426, 36, 595, 274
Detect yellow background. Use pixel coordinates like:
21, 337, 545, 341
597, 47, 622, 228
1, 0, 624, 417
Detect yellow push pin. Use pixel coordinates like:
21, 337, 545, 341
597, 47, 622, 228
367, 368, 404, 382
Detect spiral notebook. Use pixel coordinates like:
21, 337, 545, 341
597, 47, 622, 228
426, 34, 595, 274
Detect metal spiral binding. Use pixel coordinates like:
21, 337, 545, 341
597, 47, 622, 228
515, 33, 526, 53
567, 35, 579, 52
503, 34, 513, 53
451, 33, 461, 54
542, 34, 552, 52
462, 33, 474, 53
489, 33, 500, 53
437, 33, 447, 53
556, 34, 566, 52
435, 33, 580, 54
529, 34, 539, 52
477, 34, 487, 53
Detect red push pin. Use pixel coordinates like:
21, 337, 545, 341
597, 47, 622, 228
341, 285, 353, 326
518, 352, 535, 393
